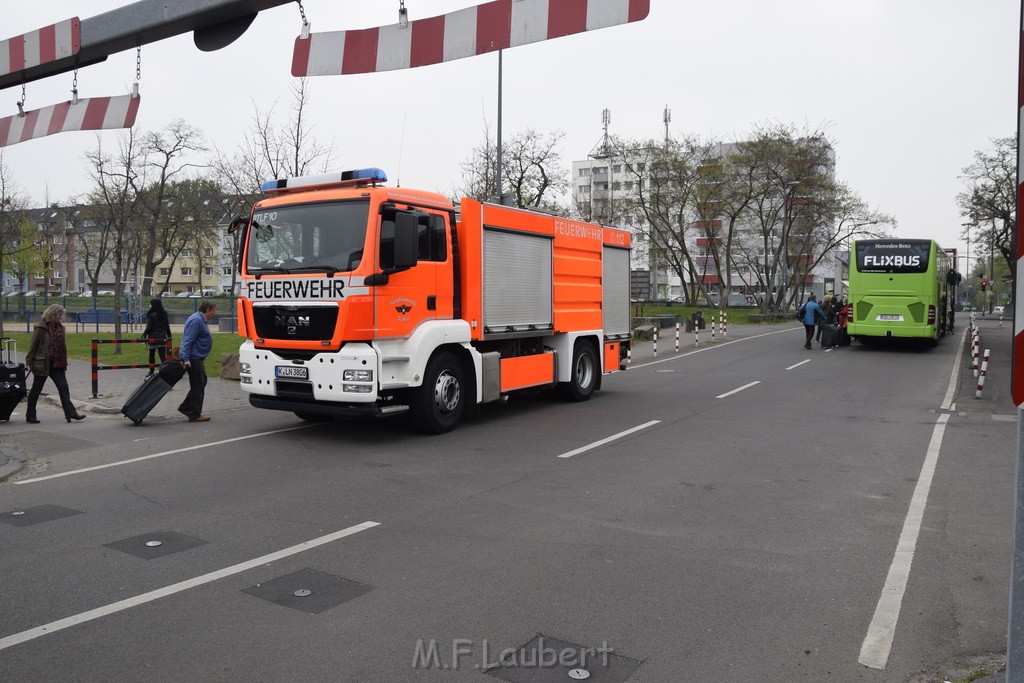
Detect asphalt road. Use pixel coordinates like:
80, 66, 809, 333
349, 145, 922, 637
0, 319, 1015, 682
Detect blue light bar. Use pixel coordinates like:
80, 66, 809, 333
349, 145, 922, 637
260, 167, 388, 193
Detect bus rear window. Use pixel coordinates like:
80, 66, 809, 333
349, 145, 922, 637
856, 240, 930, 274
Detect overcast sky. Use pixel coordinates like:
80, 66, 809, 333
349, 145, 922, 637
1, 1, 1016, 273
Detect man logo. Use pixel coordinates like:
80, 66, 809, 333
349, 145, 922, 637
275, 314, 310, 335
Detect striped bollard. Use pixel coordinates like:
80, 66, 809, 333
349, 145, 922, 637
653, 328, 658, 357
976, 349, 991, 398
712, 317, 717, 342
722, 311, 728, 338
675, 322, 680, 353
1000, 313, 1004, 327
627, 345, 632, 365
972, 334, 980, 377
695, 322, 699, 346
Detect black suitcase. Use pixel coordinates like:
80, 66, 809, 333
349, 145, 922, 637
819, 324, 837, 349
121, 361, 184, 425
0, 339, 27, 421
121, 374, 174, 425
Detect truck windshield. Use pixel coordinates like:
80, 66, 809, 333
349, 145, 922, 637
246, 200, 370, 274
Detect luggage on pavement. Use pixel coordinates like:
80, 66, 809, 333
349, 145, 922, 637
121, 360, 185, 425
0, 339, 27, 421
819, 324, 838, 349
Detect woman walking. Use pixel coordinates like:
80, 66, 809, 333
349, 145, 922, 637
142, 298, 172, 373
25, 304, 86, 424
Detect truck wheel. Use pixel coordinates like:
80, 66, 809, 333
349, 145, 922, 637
413, 351, 465, 433
561, 341, 597, 402
294, 412, 332, 423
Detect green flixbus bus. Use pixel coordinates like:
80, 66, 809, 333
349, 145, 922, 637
847, 239, 957, 346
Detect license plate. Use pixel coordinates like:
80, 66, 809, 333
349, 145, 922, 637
877, 314, 903, 321
275, 365, 308, 379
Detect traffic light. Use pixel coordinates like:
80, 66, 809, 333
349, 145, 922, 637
981, 279, 987, 292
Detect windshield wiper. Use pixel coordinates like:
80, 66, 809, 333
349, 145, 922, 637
288, 264, 338, 277
250, 266, 291, 279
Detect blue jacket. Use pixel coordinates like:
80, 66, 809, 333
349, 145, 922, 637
801, 300, 825, 325
179, 311, 212, 362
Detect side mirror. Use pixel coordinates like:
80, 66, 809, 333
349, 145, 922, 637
227, 215, 247, 234
392, 211, 418, 269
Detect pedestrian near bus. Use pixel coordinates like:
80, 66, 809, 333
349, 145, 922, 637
800, 294, 826, 350
177, 300, 216, 423
142, 298, 172, 374
816, 295, 833, 342
24, 304, 86, 424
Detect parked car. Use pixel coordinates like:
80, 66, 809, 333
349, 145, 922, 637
96, 290, 115, 296
994, 305, 1005, 315
78, 291, 94, 298
189, 289, 218, 298
175, 292, 192, 297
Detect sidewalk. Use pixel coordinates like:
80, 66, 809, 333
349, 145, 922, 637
33, 357, 250, 423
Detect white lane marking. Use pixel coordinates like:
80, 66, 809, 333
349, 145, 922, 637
630, 328, 798, 370
557, 420, 660, 459
858, 413, 950, 669
15, 425, 313, 484
786, 360, 812, 370
939, 327, 970, 411
715, 381, 760, 399
992, 414, 1017, 422
0, 521, 380, 652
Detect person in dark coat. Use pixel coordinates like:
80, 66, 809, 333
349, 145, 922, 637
142, 299, 172, 374
24, 304, 85, 424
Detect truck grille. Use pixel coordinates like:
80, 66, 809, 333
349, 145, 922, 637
252, 305, 338, 341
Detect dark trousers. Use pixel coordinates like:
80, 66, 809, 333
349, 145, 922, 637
803, 324, 815, 348
27, 363, 76, 419
148, 344, 168, 368
178, 357, 207, 418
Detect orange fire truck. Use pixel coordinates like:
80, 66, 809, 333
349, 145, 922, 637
231, 167, 631, 433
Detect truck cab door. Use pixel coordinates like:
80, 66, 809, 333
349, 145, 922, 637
372, 209, 453, 339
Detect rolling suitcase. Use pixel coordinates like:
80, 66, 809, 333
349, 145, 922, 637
819, 324, 837, 349
121, 360, 185, 425
0, 339, 27, 421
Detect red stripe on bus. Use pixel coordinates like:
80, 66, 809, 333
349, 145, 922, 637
38, 24, 56, 64
476, 0, 511, 53
342, 27, 379, 74
411, 15, 445, 67
291, 35, 311, 77
548, 0, 588, 39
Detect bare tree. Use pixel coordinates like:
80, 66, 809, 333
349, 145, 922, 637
957, 136, 1015, 279
0, 153, 35, 334
136, 121, 208, 297
213, 78, 334, 295
454, 125, 569, 212
82, 128, 149, 348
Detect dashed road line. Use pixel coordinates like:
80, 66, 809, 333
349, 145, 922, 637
715, 381, 760, 399
557, 420, 661, 459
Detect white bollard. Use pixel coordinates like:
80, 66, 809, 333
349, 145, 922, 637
694, 322, 699, 347
712, 317, 717, 342
1000, 314, 1004, 327
653, 328, 658, 357
722, 311, 728, 338
972, 334, 980, 377
976, 349, 991, 398
627, 345, 632, 365
675, 322, 680, 353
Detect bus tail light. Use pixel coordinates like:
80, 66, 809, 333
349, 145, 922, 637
847, 308, 853, 324
927, 305, 936, 325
